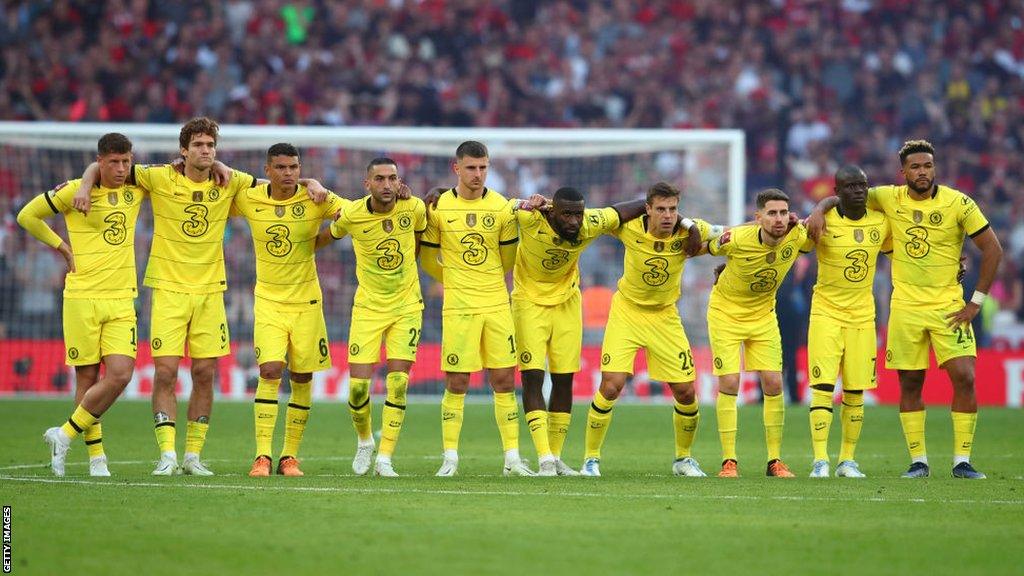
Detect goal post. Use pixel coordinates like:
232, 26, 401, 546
0, 122, 745, 401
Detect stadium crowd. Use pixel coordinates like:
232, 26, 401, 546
0, 0, 1023, 347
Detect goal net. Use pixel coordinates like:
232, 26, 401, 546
0, 122, 744, 401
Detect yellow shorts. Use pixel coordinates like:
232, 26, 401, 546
807, 314, 877, 390
886, 305, 976, 369
348, 307, 422, 365
512, 293, 582, 373
62, 297, 137, 366
600, 292, 696, 383
707, 307, 781, 375
254, 298, 331, 373
441, 306, 516, 372
150, 289, 229, 358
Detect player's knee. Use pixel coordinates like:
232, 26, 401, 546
811, 383, 835, 393
153, 364, 177, 388
898, 371, 926, 393
107, 364, 134, 388
349, 378, 370, 404
290, 372, 312, 384
673, 385, 696, 404
945, 361, 976, 390
386, 378, 408, 404
259, 364, 284, 380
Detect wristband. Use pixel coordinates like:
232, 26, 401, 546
970, 291, 987, 306
681, 217, 695, 229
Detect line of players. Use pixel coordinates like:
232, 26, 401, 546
21, 118, 1001, 480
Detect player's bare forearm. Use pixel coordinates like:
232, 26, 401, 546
299, 178, 328, 203
313, 228, 334, 251
72, 162, 100, 214
611, 198, 646, 223
806, 196, 840, 240
945, 228, 1002, 327
423, 187, 447, 209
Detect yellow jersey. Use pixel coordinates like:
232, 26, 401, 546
612, 216, 711, 308
708, 223, 808, 319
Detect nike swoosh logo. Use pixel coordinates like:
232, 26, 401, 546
635, 239, 643, 243
255, 208, 265, 212
363, 227, 374, 233
447, 218, 458, 223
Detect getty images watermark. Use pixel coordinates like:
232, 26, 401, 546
2, 505, 10, 573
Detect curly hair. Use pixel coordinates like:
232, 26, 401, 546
179, 117, 219, 150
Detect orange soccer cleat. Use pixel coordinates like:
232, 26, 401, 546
718, 459, 739, 478
277, 456, 304, 477
766, 459, 795, 477
249, 455, 272, 477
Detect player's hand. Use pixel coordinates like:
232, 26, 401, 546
945, 302, 980, 327
957, 256, 967, 284
684, 225, 702, 257
211, 161, 231, 186
170, 157, 185, 174
787, 212, 799, 231
56, 242, 75, 273
805, 209, 827, 241
713, 263, 726, 285
423, 187, 447, 209
522, 194, 548, 212
71, 185, 91, 215
304, 179, 328, 204
396, 180, 412, 200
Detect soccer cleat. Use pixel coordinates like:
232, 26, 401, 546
43, 427, 70, 477
352, 440, 375, 476
537, 457, 558, 477
374, 459, 399, 478
718, 459, 739, 478
952, 462, 986, 479
248, 455, 272, 477
554, 459, 580, 476
503, 459, 537, 477
672, 457, 708, 477
277, 456, 304, 477
766, 459, 795, 477
580, 458, 601, 477
809, 460, 830, 478
435, 455, 459, 477
181, 454, 214, 476
152, 453, 180, 476
835, 460, 866, 478
901, 462, 930, 478
89, 455, 111, 477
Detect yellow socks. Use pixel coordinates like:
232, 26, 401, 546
899, 410, 927, 463
547, 411, 571, 458
185, 420, 209, 456
526, 409, 552, 460
673, 400, 699, 459
254, 377, 280, 457
493, 392, 520, 452
951, 411, 977, 464
348, 377, 372, 442
61, 405, 98, 441
838, 391, 865, 462
154, 412, 176, 454
763, 392, 785, 462
441, 390, 466, 452
84, 422, 104, 459
379, 372, 409, 458
809, 386, 834, 462
584, 391, 615, 459
716, 392, 738, 461
282, 381, 311, 458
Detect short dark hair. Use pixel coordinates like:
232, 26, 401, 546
756, 188, 790, 208
267, 142, 300, 161
367, 157, 398, 173
455, 141, 488, 159
97, 133, 132, 155
179, 117, 219, 150
898, 139, 935, 164
553, 186, 584, 202
646, 181, 680, 204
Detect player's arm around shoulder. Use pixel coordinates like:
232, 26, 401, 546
17, 180, 78, 271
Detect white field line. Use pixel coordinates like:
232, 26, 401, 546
1, 474, 1021, 506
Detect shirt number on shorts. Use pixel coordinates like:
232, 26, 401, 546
407, 328, 421, 347
460, 233, 488, 266
376, 238, 404, 270
102, 211, 127, 245
843, 249, 870, 282
953, 325, 974, 345
265, 224, 293, 257
182, 204, 210, 237
318, 337, 329, 358
679, 350, 694, 371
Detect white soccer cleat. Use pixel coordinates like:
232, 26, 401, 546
435, 454, 459, 477
809, 460, 830, 478
89, 455, 111, 477
352, 439, 376, 476
835, 460, 866, 478
374, 458, 399, 478
503, 458, 537, 477
152, 453, 180, 476
554, 459, 580, 476
43, 427, 70, 477
181, 454, 214, 476
537, 456, 558, 477
580, 458, 601, 477
672, 457, 708, 477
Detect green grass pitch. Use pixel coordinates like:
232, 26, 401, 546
1, 399, 1021, 575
